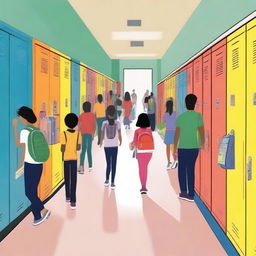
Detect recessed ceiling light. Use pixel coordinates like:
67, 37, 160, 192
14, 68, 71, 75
115, 53, 158, 57
112, 32, 162, 40
127, 20, 141, 26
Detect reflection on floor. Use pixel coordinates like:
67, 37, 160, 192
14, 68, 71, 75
0, 123, 226, 256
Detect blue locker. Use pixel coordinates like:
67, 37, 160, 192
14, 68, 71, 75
0, 30, 10, 231
71, 60, 80, 115
9, 35, 32, 221
177, 70, 187, 114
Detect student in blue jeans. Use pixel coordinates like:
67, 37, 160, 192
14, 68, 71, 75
173, 94, 205, 202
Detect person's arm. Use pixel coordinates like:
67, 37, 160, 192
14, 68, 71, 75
12, 119, 20, 147
118, 129, 122, 146
198, 126, 205, 149
100, 129, 104, 147
173, 127, 180, 160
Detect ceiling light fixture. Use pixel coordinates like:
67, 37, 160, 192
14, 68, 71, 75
112, 32, 162, 40
115, 53, 158, 57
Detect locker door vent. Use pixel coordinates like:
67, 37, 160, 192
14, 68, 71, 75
216, 56, 224, 76
203, 65, 209, 81
253, 40, 256, 64
17, 202, 24, 212
232, 222, 240, 239
64, 65, 69, 79
54, 61, 59, 77
195, 65, 199, 82
232, 47, 239, 70
41, 58, 48, 74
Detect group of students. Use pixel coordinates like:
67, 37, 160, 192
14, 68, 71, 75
11, 92, 204, 226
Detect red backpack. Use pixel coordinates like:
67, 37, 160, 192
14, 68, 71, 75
137, 131, 154, 153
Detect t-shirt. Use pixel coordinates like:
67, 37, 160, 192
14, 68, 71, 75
147, 98, 156, 114
123, 100, 132, 117
20, 129, 42, 164
94, 102, 105, 118
163, 112, 176, 130
79, 112, 96, 135
176, 111, 204, 149
60, 130, 82, 161
101, 120, 121, 147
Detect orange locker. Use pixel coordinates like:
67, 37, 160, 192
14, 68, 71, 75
33, 40, 52, 200
193, 55, 203, 195
201, 49, 212, 209
211, 39, 227, 231
187, 63, 193, 94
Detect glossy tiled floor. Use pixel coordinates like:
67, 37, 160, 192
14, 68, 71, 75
0, 123, 226, 256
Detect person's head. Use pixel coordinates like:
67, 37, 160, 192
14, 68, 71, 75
150, 92, 154, 97
136, 113, 150, 128
146, 89, 149, 94
83, 101, 91, 112
185, 94, 197, 110
124, 92, 131, 101
117, 94, 121, 98
17, 106, 37, 124
109, 90, 113, 97
97, 94, 103, 103
65, 113, 78, 129
132, 89, 135, 93
166, 100, 173, 115
106, 105, 116, 125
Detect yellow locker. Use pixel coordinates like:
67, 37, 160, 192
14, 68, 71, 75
227, 26, 246, 255
51, 144, 63, 191
80, 65, 86, 113
170, 76, 176, 111
246, 20, 256, 256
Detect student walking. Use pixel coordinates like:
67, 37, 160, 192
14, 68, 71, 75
130, 113, 154, 194
122, 92, 133, 129
163, 100, 177, 169
147, 92, 156, 131
60, 113, 82, 209
78, 102, 96, 173
173, 94, 205, 202
94, 94, 106, 145
142, 90, 149, 112
100, 105, 122, 189
12, 106, 51, 226
115, 94, 123, 120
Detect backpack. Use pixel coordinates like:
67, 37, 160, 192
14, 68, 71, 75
137, 131, 154, 153
116, 98, 122, 106
25, 126, 50, 162
217, 132, 235, 169
104, 122, 117, 139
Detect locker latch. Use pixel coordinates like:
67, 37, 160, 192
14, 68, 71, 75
65, 98, 68, 108
253, 93, 256, 105
247, 156, 252, 181
216, 98, 220, 109
230, 95, 235, 106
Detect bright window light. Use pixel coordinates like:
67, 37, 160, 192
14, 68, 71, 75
115, 53, 158, 57
112, 31, 162, 40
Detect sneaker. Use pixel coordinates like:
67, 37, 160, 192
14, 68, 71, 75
33, 209, 51, 226
70, 202, 76, 210
88, 167, 93, 172
140, 187, 148, 192
178, 192, 188, 201
66, 197, 70, 203
78, 165, 84, 174
184, 195, 194, 202
110, 183, 116, 190
167, 162, 173, 170
171, 161, 178, 169
104, 180, 109, 187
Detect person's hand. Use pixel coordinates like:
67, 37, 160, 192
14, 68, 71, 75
173, 151, 178, 161
12, 118, 18, 127
100, 142, 103, 148
17, 162, 23, 170
119, 141, 122, 146
129, 142, 135, 150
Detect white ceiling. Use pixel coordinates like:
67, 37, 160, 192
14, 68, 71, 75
68, 0, 201, 59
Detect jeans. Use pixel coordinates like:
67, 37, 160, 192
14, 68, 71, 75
64, 160, 77, 203
24, 162, 44, 220
104, 147, 118, 183
96, 117, 106, 144
178, 149, 199, 197
80, 134, 92, 168
148, 113, 155, 131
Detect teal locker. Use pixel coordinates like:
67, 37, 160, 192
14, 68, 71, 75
71, 60, 80, 115
9, 35, 32, 221
177, 70, 187, 114
0, 30, 10, 231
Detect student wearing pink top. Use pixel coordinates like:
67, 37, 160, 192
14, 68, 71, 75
130, 113, 154, 194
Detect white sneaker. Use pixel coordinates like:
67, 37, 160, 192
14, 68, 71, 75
167, 162, 173, 170
104, 180, 109, 187
111, 183, 116, 190
78, 165, 84, 174
171, 161, 178, 169
89, 167, 93, 172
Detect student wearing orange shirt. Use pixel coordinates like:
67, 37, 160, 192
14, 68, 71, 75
78, 102, 96, 174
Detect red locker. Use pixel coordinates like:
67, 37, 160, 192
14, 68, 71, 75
187, 62, 193, 94
193, 56, 203, 195
201, 49, 212, 209
211, 39, 227, 231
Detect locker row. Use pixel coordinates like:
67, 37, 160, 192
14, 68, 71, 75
156, 17, 256, 256
0, 21, 119, 235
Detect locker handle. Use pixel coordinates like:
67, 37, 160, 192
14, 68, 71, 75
243, 141, 245, 199
65, 98, 68, 108
216, 98, 220, 109
247, 156, 252, 181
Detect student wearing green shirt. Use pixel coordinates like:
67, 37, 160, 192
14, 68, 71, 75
173, 94, 205, 202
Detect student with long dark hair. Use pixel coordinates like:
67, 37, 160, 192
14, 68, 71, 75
100, 105, 122, 189
12, 106, 51, 226
163, 100, 177, 169
122, 92, 133, 129
147, 92, 156, 131
94, 94, 106, 145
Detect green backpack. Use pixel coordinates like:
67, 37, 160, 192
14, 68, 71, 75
148, 99, 155, 112
25, 126, 50, 162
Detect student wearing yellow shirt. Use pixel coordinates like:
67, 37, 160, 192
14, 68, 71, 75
94, 94, 106, 145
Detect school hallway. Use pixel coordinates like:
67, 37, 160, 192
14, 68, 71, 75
0, 124, 226, 256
